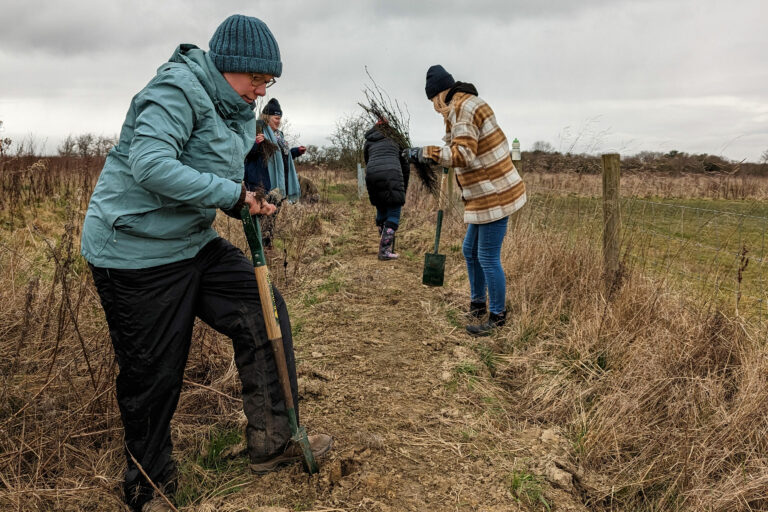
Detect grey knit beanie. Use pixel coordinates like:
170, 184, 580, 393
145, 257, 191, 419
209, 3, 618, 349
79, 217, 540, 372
209, 15, 282, 77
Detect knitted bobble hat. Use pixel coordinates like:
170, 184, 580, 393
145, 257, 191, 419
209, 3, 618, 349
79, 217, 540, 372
209, 15, 282, 77
425, 64, 455, 99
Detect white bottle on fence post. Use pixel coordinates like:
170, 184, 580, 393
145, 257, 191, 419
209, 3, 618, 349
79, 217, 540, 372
511, 138, 522, 172
357, 163, 365, 199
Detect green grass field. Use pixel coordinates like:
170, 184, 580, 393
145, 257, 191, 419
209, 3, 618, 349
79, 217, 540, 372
525, 192, 768, 323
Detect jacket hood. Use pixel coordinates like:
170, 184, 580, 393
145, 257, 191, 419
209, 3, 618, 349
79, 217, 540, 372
445, 81, 479, 104
167, 44, 255, 121
364, 126, 387, 142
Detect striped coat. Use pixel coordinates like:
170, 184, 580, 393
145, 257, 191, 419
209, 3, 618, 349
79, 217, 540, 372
423, 92, 526, 224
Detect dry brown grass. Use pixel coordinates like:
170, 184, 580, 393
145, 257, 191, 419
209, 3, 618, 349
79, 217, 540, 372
495, 216, 768, 510
0, 163, 359, 511
0, 156, 100, 220
3, 155, 768, 510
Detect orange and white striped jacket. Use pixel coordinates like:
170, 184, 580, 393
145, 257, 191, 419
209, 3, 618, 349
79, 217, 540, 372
423, 92, 526, 224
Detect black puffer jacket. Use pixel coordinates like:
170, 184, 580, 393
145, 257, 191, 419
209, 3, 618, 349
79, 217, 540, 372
363, 126, 410, 207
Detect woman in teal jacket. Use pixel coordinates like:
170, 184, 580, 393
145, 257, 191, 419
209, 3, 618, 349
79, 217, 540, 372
81, 15, 331, 511
244, 98, 303, 201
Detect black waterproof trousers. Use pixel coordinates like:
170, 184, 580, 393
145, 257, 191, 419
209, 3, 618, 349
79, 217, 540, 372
90, 237, 298, 511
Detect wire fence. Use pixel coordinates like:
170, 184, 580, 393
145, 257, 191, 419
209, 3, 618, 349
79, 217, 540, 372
622, 196, 766, 323
522, 178, 768, 327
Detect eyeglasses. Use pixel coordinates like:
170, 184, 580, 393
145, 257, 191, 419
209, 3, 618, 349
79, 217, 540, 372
251, 74, 276, 89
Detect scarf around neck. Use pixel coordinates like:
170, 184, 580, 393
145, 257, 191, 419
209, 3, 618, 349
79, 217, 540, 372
274, 129, 289, 155
432, 82, 479, 118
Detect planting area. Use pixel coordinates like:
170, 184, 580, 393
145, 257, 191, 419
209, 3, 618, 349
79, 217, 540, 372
2, 163, 768, 511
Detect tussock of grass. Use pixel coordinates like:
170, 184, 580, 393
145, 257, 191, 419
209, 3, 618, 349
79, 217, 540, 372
507, 469, 551, 511
174, 426, 250, 508
496, 219, 768, 510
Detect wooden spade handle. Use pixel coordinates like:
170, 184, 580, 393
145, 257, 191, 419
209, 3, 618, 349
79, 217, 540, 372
252, 265, 295, 411
437, 167, 449, 211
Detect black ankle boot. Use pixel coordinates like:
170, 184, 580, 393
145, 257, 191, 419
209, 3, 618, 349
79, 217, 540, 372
466, 310, 506, 337
469, 301, 487, 319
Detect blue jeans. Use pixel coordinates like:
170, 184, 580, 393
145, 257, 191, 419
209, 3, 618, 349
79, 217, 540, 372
375, 205, 402, 228
462, 217, 508, 314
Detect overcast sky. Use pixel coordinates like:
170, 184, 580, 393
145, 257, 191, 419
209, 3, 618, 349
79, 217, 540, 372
1, 0, 766, 161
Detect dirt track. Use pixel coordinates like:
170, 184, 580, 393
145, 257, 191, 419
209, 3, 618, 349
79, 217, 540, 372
216, 200, 588, 512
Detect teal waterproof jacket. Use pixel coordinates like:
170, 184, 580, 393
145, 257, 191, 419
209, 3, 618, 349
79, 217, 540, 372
81, 44, 256, 269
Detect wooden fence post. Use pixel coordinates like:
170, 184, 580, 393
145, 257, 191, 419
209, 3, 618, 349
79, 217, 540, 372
602, 153, 621, 293
509, 138, 523, 231
357, 163, 365, 199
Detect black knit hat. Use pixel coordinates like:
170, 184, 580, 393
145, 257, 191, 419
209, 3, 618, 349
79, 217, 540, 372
262, 98, 282, 116
425, 64, 456, 99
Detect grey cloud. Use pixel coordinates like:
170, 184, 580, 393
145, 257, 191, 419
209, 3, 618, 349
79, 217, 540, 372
1, 0, 766, 161
0, 0, 261, 56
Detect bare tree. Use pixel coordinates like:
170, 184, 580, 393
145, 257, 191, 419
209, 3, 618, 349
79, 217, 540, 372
329, 113, 368, 171
75, 133, 95, 159
301, 144, 332, 165
278, 116, 300, 148
93, 135, 118, 158
531, 140, 555, 153
58, 135, 77, 157
58, 133, 116, 158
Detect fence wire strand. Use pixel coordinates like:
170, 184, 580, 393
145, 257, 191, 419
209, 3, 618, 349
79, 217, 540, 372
524, 181, 768, 326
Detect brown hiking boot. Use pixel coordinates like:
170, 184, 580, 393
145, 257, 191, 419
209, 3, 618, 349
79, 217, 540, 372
249, 434, 333, 474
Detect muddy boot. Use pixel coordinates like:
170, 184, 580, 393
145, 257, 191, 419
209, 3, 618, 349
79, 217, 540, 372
469, 301, 487, 319
249, 434, 334, 474
378, 227, 399, 261
466, 310, 507, 337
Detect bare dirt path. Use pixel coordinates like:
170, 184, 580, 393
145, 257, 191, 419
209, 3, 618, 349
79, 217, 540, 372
220, 202, 587, 512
